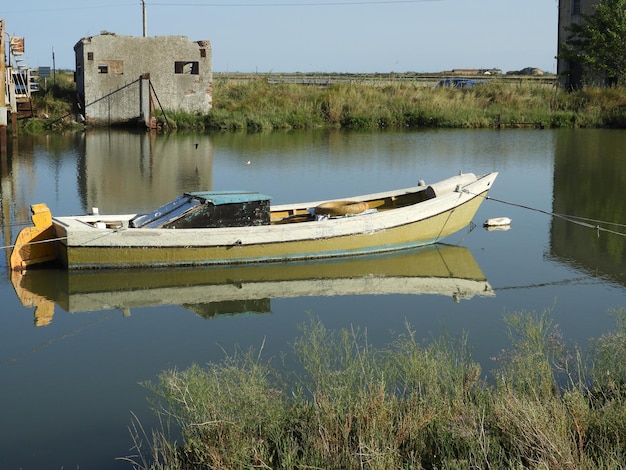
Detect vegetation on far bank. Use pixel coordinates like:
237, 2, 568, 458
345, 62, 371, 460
184, 76, 626, 131
15, 71, 626, 134
123, 309, 626, 469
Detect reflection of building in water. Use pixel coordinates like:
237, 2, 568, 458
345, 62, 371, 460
2, 137, 42, 265
550, 130, 626, 285
82, 132, 213, 214
1, 144, 13, 266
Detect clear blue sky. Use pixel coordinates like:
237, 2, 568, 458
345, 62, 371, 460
4, 1, 558, 74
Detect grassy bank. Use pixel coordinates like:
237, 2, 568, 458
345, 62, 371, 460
163, 77, 626, 131
16, 73, 626, 133
124, 309, 626, 469
17, 71, 82, 133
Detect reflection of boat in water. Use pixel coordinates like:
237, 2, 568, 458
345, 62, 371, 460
11, 244, 494, 326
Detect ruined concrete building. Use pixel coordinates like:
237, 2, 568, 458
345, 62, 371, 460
557, 0, 598, 89
74, 33, 212, 126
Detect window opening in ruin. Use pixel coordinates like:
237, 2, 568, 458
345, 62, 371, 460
97, 60, 124, 75
175, 61, 199, 74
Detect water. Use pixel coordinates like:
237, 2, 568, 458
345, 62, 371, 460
1, 128, 626, 469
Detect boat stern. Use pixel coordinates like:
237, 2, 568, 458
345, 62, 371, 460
10, 204, 59, 271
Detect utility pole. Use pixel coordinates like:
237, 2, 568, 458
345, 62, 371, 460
142, 0, 147, 37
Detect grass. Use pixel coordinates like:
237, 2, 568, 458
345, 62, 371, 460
189, 78, 626, 131
15, 71, 82, 133
15, 73, 626, 133
121, 308, 626, 469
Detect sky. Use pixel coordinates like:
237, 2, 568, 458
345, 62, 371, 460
3, 1, 559, 74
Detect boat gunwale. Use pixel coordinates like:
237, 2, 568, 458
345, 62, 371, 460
52, 192, 490, 268
54, 193, 481, 249
54, 173, 496, 247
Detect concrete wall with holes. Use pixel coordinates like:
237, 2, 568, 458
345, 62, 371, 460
556, 0, 598, 89
74, 33, 212, 126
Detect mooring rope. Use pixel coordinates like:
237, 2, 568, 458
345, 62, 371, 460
2, 221, 36, 228
0, 236, 68, 252
484, 195, 626, 238
3, 190, 625, 256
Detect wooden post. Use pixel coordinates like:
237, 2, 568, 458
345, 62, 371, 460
0, 127, 5, 162
0, 19, 8, 149
140, 73, 155, 129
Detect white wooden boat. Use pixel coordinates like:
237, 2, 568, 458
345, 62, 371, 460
10, 245, 494, 326
10, 172, 497, 270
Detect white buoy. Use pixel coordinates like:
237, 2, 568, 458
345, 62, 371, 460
483, 217, 512, 227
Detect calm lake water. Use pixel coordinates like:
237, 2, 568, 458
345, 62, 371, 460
1, 128, 626, 469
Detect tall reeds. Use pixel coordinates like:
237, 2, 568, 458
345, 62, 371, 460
19, 72, 626, 132
182, 78, 626, 132
124, 309, 626, 469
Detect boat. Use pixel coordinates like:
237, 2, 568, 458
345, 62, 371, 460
10, 245, 495, 326
10, 172, 497, 270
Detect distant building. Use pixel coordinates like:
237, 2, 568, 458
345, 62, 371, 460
448, 68, 502, 76
74, 33, 212, 126
557, 0, 598, 88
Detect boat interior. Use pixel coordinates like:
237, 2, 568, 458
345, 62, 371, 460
58, 180, 441, 232
271, 185, 436, 224
78, 184, 439, 230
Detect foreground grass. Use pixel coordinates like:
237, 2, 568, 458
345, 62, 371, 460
16, 73, 626, 132
123, 309, 626, 469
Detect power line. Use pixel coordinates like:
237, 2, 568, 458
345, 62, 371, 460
4, 0, 443, 15
3, 4, 136, 14
150, 0, 444, 5
6, 0, 444, 12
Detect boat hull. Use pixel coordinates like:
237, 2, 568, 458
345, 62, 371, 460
57, 189, 486, 269
11, 172, 497, 270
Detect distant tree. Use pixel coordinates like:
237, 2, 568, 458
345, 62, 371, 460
560, 0, 626, 86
